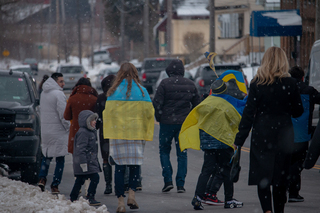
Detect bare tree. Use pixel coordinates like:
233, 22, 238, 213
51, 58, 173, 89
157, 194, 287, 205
183, 32, 205, 62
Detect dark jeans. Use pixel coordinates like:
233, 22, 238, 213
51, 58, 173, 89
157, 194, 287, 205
195, 148, 234, 201
115, 164, 140, 198
70, 173, 100, 201
288, 142, 308, 196
159, 123, 187, 187
258, 184, 287, 213
38, 156, 65, 187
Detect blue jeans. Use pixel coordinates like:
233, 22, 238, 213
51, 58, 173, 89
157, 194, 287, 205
159, 123, 187, 187
39, 156, 65, 187
115, 164, 140, 198
70, 173, 100, 201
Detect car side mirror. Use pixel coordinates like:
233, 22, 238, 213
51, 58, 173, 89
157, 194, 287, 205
35, 99, 40, 106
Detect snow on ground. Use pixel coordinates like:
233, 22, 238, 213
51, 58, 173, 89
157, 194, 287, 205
0, 176, 109, 213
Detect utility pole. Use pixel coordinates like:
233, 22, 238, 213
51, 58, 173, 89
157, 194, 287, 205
99, 3, 103, 49
89, 0, 96, 68
47, 2, 52, 64
61, 0, 68, 62
56, 0, 60, 63
166, 0, 172, 56
209, 0, 215, 53
120, 0, 125, 62
316, 0, 320, 40
77, 0, 82, 64
143, 0, 149, 58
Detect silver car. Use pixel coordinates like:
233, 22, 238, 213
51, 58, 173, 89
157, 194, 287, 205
56, 64, 87, 90
95, 66, 119, 89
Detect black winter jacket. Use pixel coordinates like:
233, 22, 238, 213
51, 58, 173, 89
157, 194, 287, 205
153, 59, 201, 124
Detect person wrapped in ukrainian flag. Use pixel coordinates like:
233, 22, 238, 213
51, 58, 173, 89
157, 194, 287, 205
179, 79, 247, 210
102, 62, 154, 212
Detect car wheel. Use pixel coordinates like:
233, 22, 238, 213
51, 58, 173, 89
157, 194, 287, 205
20, 146, 42, 184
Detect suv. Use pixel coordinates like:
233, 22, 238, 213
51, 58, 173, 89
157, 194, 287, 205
56, 64, 87, 90
141, 57, 175, 94
0, 70, 41, 184
23, 58, 38, 72
194, 63, 247, 99
93, 50, 112, 64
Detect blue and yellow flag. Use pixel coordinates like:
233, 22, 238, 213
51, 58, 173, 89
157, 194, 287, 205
179, 94, 247, 151
218, 70, 247, 94
103, 80, 154, 141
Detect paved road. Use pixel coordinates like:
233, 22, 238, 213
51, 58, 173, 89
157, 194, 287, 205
40, 122, 320, 213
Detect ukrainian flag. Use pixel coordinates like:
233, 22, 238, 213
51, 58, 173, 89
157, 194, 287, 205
218, 70, 247, 94
103, 80, 154, 141
179, 94, 246, 151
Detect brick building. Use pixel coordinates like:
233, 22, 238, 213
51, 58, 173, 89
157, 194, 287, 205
281, 0, 316, 70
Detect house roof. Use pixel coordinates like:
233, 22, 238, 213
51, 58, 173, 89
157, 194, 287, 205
176, 0, 209, 17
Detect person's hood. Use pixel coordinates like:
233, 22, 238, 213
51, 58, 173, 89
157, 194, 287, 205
165, 59, 184, 77
78, 110, 98, 131
42, 77, 62, 92
70, 85, 98, 97
101, 75, 116, 93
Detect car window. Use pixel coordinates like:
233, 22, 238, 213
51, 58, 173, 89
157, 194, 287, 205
144, 59, 174, 70
94, 50, 108, 55
24, 58, 37, 63
0, 76, 31, 105
59, 66, 84, 74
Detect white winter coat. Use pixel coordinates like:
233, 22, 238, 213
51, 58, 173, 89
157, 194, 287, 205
40, 77, 70, 157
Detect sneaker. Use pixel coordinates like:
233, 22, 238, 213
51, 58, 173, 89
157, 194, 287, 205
162, 181, 174, 192
224, 198, 243, 208
288, 194, 304, 202
87, 198, 101, 206
177, 186, 186, 193
38, 178, 46, 192
104, 184, 112, 194
51, 185, 60, 194
204, 194, 224, 206
191, 195, 204, 210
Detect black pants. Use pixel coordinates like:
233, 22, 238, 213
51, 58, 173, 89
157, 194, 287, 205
258, 184, 287, 213
288, 142, 308, 196
195, 148, 234, 201
70, 173, 100, 201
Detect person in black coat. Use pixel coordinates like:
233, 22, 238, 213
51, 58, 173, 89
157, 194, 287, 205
287, 66, 320, 202
233, 47, 304, 213
94, 74, 115, 194
153, 59, 201, 193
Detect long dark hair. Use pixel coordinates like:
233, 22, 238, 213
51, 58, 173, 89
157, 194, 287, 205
73, 77, 92, 89
39, 74, 49, 90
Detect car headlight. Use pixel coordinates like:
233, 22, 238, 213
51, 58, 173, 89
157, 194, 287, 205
15, 114, 35, 124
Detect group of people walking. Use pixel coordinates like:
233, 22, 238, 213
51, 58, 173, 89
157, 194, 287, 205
35, 46, 319, 213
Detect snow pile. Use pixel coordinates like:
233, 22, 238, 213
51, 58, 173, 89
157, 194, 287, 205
0, 176, 109, 213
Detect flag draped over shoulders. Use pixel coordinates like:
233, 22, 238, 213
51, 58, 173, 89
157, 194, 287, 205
179, 94, 247, 151
103, 79, 154, 141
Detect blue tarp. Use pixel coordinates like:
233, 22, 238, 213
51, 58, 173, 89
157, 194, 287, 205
250, 10, 302, 37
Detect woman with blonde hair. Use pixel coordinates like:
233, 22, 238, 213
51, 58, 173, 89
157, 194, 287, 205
103, 62, 154, 213
233, 46, 304, 213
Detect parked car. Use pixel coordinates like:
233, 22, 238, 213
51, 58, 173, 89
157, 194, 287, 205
194, 63, 247, 99
152, 70, 194, 93
93, 49, 112, 64
56, 64, 87, 90
305, 39, 320, 126
94, 65, 120, 89
23, 58, 38, 72
140, 57, 175, 94
0, 70, 41, 184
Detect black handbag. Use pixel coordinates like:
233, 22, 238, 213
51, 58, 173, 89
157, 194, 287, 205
230, 147, 241, 182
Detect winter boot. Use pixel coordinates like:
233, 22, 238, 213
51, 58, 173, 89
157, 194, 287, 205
116, 196, 126, 213
38, 177, 46, 192
103, 163, 112, 194
127, 188, 139, 209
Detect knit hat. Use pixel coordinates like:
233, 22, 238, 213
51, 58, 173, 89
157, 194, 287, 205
210, 79, 228, 95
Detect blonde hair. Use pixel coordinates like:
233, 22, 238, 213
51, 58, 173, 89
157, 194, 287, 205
253, 46, 290, 85
107, 62, 145, 99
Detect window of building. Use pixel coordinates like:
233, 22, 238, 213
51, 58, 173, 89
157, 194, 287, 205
218, 13, 244, 39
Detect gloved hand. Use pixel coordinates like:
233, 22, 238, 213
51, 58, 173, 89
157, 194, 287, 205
80, 163, 88, 172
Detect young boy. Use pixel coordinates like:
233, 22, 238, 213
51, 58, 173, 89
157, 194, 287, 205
70, 110, 102, 206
